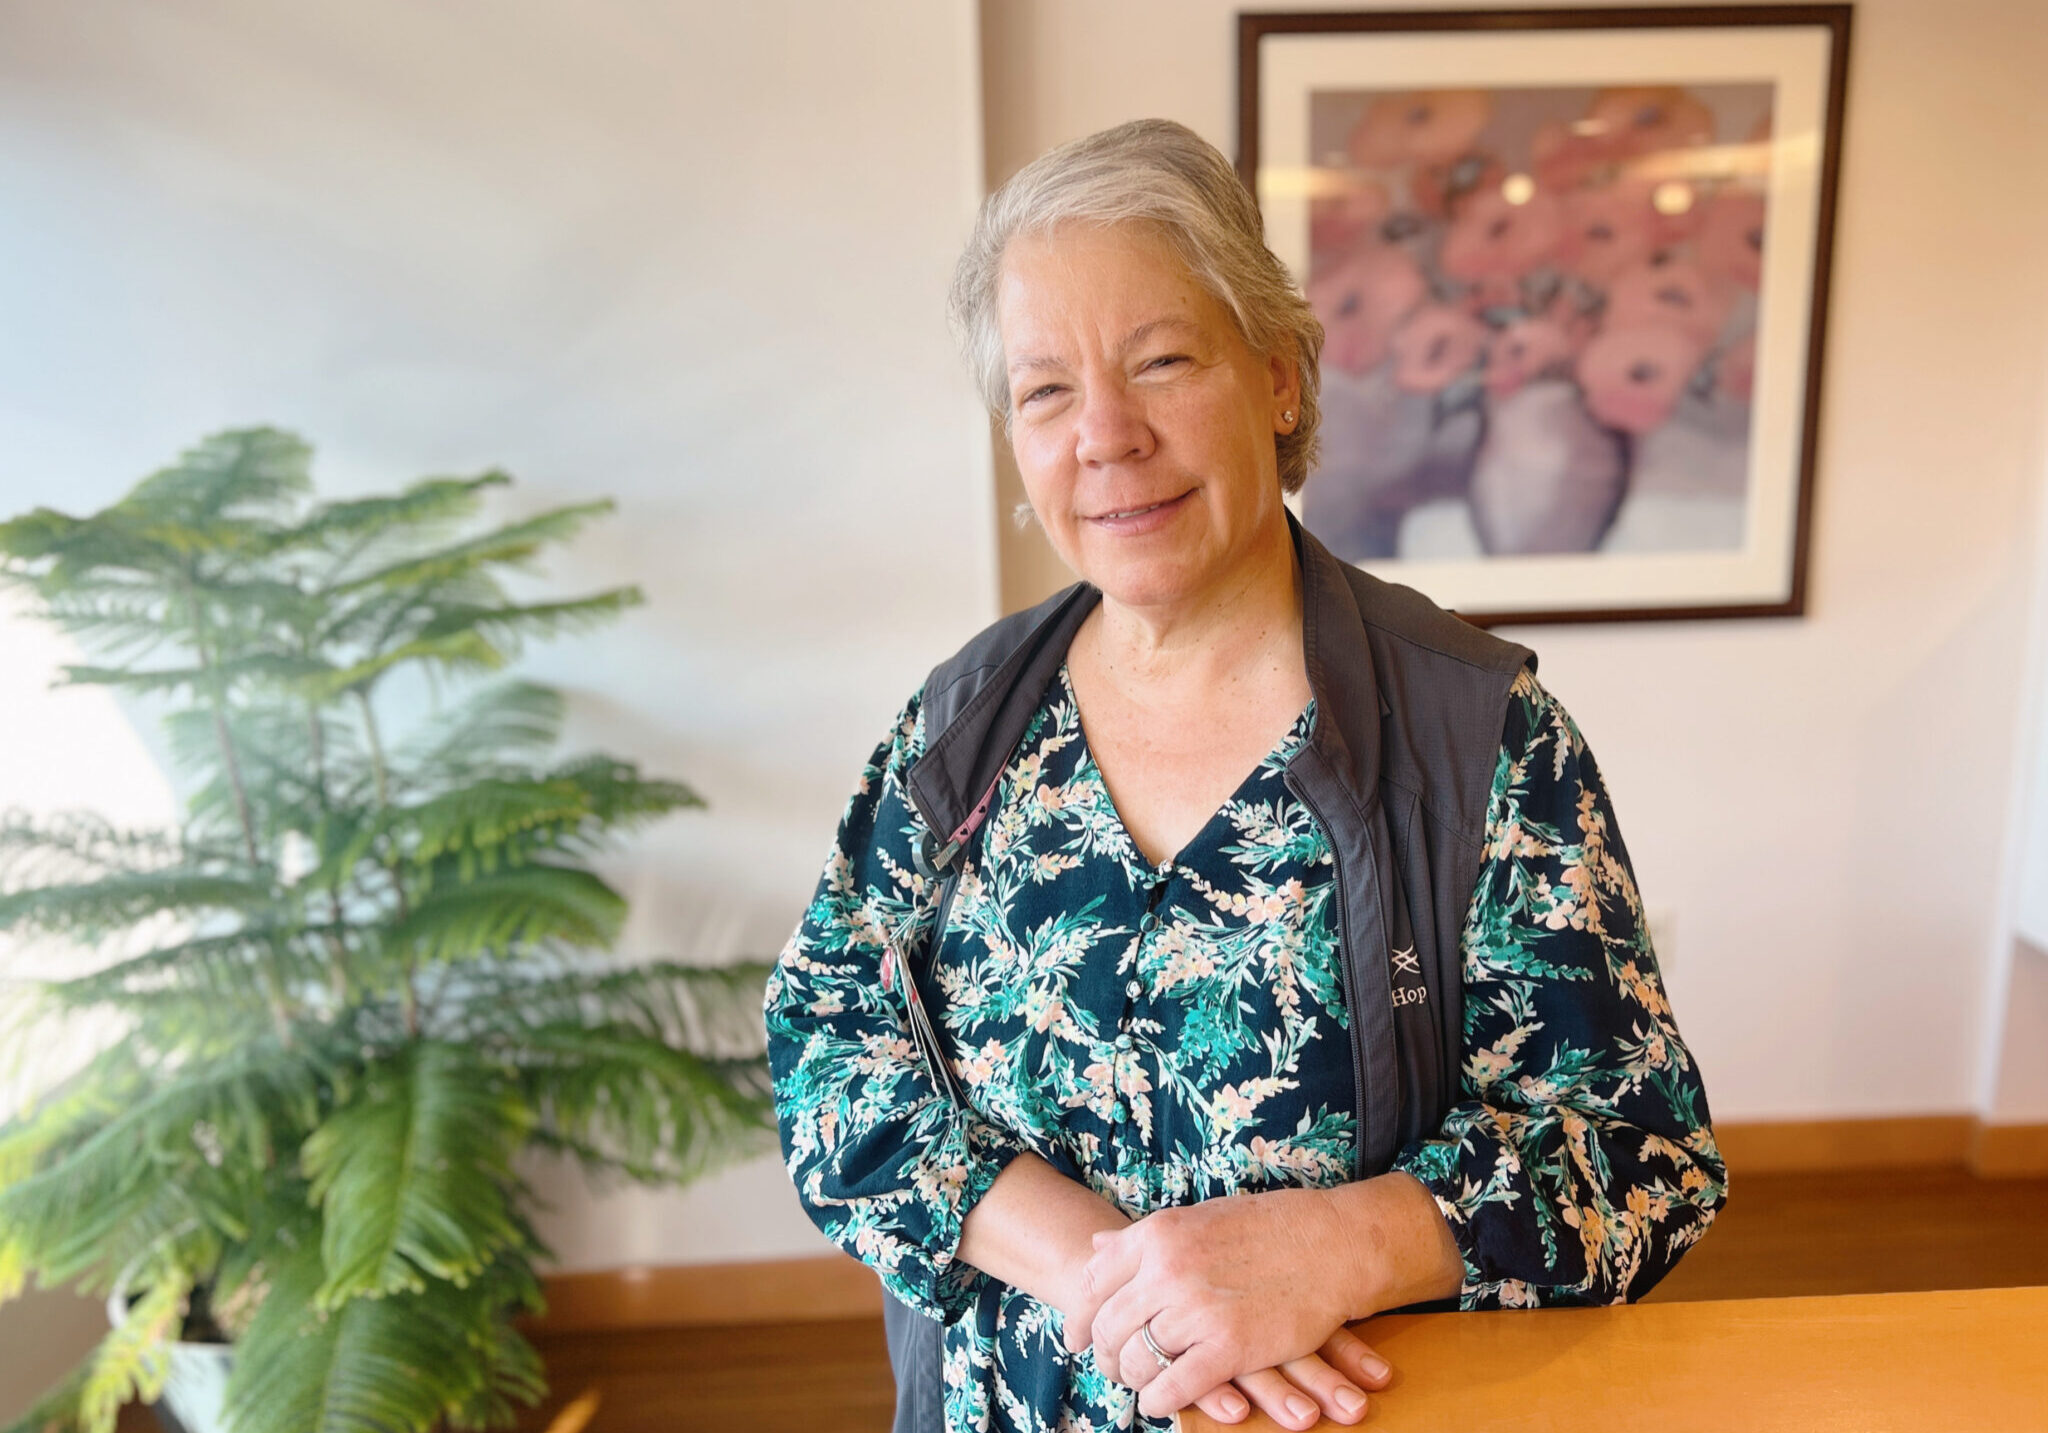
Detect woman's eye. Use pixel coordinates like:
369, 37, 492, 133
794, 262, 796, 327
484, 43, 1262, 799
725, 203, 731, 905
1019, 384, 1063, 406
1146, 355, 1188, 371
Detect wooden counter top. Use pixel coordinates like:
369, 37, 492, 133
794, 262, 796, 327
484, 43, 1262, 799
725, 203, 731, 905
1177, 1286, 2048, 1432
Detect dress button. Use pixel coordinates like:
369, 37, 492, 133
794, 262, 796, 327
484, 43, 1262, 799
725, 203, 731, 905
1139, 912, 1159, 933
1109, 1102, 1128, 1123
1114, 1033, 1134, 1052
1125, 979, 1143, 1000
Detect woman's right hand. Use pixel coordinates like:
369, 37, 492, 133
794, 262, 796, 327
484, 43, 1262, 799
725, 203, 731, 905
1187, 1326, 1394, 1429
959, 1157, 1393, 1427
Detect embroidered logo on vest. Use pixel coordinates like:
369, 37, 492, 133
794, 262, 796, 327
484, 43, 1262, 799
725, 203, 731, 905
1391, 945, 1427, 1006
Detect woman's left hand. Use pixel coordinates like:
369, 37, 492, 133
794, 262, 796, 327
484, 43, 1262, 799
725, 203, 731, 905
1064, 1186, 1370, 1421
1191, 1329, 1394, 1429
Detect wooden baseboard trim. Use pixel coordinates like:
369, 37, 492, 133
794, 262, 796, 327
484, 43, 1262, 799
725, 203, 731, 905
538, 1254, 881, 1334
1969, 1121, 2048, 1177
1716, 1114, 2048, 1176
1715, 1115, 1975, 1174
532, 1117, 2048, 1333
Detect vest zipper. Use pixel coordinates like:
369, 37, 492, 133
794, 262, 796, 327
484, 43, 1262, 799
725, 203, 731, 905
929, 869, 961, 967
912, 863, 964, 1107
1284, 772, 1372, 1180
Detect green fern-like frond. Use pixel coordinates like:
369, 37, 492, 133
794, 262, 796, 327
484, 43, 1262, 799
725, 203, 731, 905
161, 704, 349, 845
0, 1046, 146, 1189
225, 1239, 542, 1433
388, 864, 625, 964
448, 957, 768, 1055
125, 428, 314, 526
329, 502, 616, 597
284, 472, 510, 563
57, 650, 328, 698
397, 681, 566, 781
36, 589, 175, 663
511, 1022, 771, 1183
302, 1042, 531, 1307
446, 1312, 548, 1431
376, 759, 699, 874
456, 959, 772, 1182
0, 1040, 323, 1289
531, 757, 703, 850
0, 813, 198, 887
302, 629, 508, 703
0, 1226, 26, 1305
0, 431, 313, 633
417, 588, 643, 652
44, 928, 315, 1015
77, 1272, 189, 1433
0, 869, 274, 939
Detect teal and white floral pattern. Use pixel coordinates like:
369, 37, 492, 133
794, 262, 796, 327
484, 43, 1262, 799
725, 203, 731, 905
766, 664, 1724, 1432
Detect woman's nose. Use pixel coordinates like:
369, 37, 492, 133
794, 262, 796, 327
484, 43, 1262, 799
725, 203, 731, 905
1072, 382, 1154, 467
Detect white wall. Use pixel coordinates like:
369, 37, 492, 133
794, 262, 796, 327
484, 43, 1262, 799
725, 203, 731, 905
1980, 320, 2048, 1125
981, 0, 2048, 1123
0, 0, 993, 1280
2012, 552, 2048, 957
2005, 354, 2048, 961
0, 599, 182, 1414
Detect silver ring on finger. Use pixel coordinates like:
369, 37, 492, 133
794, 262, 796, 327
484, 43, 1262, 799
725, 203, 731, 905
1140, 1317, 1173, 1371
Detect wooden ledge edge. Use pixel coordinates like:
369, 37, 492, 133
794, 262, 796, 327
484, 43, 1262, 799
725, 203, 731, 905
528, 1116, 2048, 1335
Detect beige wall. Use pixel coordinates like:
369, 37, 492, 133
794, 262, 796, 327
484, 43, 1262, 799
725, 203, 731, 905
0, 1287, 106, 1424
1984, 340, 2048, 1124
1987, 940, 2048, 1123
0, 0, 992, 1274
978, 0, 2048, 1122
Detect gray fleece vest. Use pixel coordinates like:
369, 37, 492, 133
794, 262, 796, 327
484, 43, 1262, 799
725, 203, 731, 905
882, 516, 1535, 1433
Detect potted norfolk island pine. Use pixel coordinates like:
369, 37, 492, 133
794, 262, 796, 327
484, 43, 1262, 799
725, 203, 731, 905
0, 429, 772, 1433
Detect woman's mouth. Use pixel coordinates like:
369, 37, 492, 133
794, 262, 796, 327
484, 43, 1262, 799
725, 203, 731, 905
1087, 489, 1194, 532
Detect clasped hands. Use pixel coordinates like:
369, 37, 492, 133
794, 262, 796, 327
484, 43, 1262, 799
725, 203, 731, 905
1054, 1186, 1393, 1428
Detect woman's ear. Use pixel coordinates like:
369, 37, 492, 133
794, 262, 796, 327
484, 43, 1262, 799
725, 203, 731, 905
1269, 351, 1303, 429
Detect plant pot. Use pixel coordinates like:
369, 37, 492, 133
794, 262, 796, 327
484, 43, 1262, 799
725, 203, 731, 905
104, 1288, 233, 1433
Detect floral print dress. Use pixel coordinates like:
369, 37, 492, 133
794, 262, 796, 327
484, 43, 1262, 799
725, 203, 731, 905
765, 663, 1725, 1433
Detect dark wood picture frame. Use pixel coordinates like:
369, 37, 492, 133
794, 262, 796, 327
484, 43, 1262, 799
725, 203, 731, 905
1239, 6, 1852, 627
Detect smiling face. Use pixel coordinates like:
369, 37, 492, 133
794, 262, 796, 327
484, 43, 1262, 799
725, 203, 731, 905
998, 223, 1300, 615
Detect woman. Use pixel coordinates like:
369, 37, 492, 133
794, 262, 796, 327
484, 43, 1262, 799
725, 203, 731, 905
766, 119, 1725, 1433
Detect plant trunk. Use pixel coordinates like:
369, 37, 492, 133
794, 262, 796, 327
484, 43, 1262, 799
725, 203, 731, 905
356, 687, 391, 812
180, 582, 286, 1037
210, 705, 261, 868
180, 583, 261, 868
307, 703, 351, 1005
354, 687, 419, 1034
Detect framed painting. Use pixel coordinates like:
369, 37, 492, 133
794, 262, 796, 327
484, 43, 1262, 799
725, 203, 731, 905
1239, 6, 1851, 625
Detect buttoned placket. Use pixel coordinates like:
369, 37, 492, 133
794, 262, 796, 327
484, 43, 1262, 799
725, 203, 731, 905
1110, 863, 1173, 1131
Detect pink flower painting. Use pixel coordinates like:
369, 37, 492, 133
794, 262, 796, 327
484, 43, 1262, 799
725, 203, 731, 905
1298, 82, 1773, 563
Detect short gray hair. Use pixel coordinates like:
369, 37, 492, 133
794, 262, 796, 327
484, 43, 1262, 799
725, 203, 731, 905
949, 118, 1324, 493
